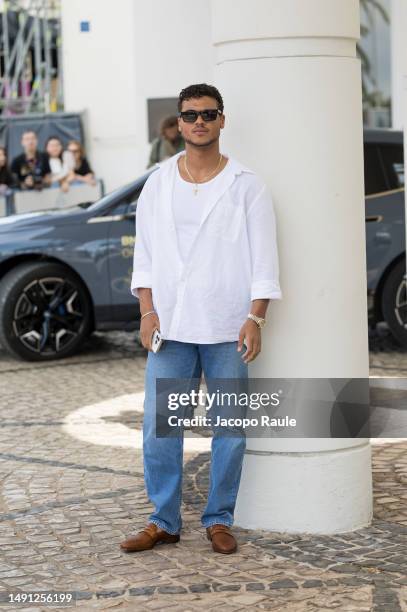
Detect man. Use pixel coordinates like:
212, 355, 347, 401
147, 115, 185, 168
11, 130, 51, 190
121, 83, 282, 555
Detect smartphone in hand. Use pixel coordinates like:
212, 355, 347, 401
151, 329, 163, 353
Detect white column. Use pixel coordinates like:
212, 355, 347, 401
211, 0, 372, 533
390, 0, 407, 129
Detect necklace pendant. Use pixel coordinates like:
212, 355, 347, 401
193, 186, 198, 195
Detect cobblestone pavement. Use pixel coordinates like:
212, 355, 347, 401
0, 328, 406, 611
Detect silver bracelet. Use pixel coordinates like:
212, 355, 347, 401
140, 310, 156, 321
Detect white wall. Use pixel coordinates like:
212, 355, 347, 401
61, 0, 138, 191
61, 0, 214, 191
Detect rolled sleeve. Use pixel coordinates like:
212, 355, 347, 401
247, 185, 283, 301
130, 181, 154, 299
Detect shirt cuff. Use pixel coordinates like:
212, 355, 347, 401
251, 280, 282, 301
130, 271, 152, 298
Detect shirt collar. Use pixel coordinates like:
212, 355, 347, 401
157, 150, 255, 177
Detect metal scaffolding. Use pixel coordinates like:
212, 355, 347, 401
0, 0, 62, 115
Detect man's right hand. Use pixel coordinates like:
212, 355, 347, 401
24, 176, 34, 188
140, 312, 160, 351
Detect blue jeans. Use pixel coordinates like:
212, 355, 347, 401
143, 339, 248, 534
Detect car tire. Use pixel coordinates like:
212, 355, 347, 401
381, 258, 407, 348
0, 262, 92, 361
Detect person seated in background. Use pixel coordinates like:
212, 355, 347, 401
65, 140, 96, 186
0, 147, 16, 193
147, 115, 184, 168
45, 136, 75, 193
10, 130, 52, 190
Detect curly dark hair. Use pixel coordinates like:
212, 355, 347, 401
177, 83, 224, 113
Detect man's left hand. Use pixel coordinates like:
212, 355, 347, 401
237, 319, 261, 363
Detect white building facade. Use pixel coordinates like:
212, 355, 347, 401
61, 0, 214, 191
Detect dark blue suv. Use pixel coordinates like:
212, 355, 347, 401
0, 129, 405, 361
0, 176, 148, 360
364, 128, 406, 346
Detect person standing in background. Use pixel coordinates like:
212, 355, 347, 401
66, 140, 96, 187
147, 115, 184, 168
0, 147, 15, 192
45, 136, 75, 192
10, 130, 52, 190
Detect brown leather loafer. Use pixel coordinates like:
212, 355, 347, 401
206, 524, 237, 554
120, 522, 180, 552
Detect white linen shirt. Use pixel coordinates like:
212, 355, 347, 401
131, 151, 282, 344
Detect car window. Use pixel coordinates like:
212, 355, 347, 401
378, 144, 404, 190
86, 182, 136, 213
101, 188, 141, 216
364, 144, 388, 195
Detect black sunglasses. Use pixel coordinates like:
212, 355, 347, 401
178, 109, 222, 123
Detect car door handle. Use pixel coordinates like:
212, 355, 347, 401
365, 215, 383, 223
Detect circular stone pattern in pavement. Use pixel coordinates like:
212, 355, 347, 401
62, 393, 212, 453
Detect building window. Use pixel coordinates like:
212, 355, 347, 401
364, 144, 388, 194
378, 144, 405, 189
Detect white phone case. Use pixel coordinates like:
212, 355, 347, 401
151, 329, 163, 353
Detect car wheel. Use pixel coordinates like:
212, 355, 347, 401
381, 258, 407, 348
0, 262, 92, 361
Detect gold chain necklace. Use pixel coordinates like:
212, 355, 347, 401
183, 153, 223, 195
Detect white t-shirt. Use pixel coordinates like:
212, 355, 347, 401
49, 151, 75, 181
173, 161, 230, 262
